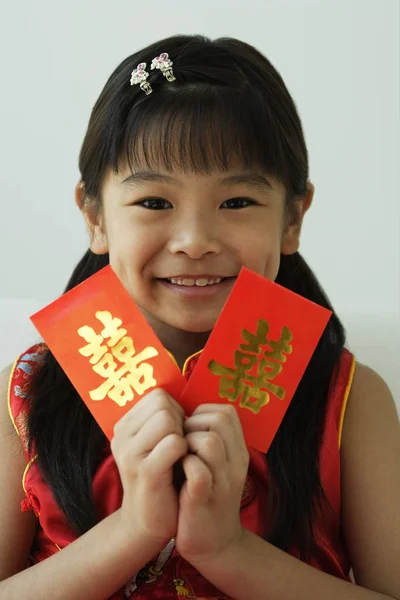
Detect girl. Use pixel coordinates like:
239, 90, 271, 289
0, 34, 399, 600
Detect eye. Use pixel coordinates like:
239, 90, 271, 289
136, 198, 173, 210
220, 197, 256, 209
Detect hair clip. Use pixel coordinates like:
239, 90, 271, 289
130, 62, 152, 95
150, 52, 176, 82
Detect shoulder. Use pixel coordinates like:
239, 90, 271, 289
0, 363, 13, 391
343, 361, 397, 437
351, 361, 394, 399
340, 362, 400, 594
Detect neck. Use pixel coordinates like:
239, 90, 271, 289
142, 311, 210, 370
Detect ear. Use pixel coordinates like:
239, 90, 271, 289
75, 182, 109, 255
280, 182, 314, 255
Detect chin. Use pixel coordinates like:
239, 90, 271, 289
175, 321, 216, 334
167, 314, 218, 334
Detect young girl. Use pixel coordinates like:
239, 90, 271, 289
0, 34, 399, 600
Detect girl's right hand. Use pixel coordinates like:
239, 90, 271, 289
110, 388, 187, 544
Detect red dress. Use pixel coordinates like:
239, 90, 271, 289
8, 343, 356, 598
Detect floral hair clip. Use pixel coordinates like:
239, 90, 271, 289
130, 62, 152, 95
150, 52, 176, 82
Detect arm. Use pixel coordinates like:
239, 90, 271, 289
0, 369, 188, 599
0, 509, 164, 600
178, 365, 400, 600
192, 526, 396, 600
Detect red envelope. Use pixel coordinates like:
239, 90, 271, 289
181, 267, 332, 453
30, 265, 186, 440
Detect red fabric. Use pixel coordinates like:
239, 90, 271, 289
9, 343, 354, 598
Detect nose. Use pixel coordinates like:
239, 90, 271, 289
167, 215, 221, 259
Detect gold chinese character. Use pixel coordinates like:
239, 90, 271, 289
240, 318, 270, 353
96, 310, 127, 346
264, 325, 293, 362
78, 325, 108, 364
78, 312, 159, 407
208, 319, 293, 415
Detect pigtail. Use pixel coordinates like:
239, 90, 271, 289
27, 250, 109, 534
266, 252, 345, 559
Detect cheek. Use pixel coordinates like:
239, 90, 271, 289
236, 228, 282, 279
107, 226, 163, 284
108, 219, 149, 257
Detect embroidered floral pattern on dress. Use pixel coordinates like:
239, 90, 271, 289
13, 344, 47, 403
15, 410, 30, 452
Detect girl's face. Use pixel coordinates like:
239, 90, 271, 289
80, 164, 311, 340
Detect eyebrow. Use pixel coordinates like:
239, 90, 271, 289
219, 174, 273, 191
121, 172, 174, 186
120, 171, 273, 191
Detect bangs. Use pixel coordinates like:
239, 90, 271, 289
116, 85, 289, 182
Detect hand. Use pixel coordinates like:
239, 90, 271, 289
176, 404, 249, 567
111, 388, 187, 545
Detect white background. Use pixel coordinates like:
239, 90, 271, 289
0, 0, 399, 407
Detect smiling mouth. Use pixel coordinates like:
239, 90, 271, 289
164, 276, 226, 287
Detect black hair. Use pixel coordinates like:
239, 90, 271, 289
27, 34, 345, 561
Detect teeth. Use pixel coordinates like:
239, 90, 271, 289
168, 277, 223, 286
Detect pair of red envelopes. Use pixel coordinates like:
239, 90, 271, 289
31, 266, 331, 453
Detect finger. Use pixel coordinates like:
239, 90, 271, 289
134, 409, 185, 456
181, 453, 213, 502
184, 406, 246, 463
146, 434, 188, 480
114, 388, 184, 437
185, 431, 228, 485
192, 404, 242, 435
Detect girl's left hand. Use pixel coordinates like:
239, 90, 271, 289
175, 404, 249, 567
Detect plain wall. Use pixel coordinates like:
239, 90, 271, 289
0, 0, 399, 406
